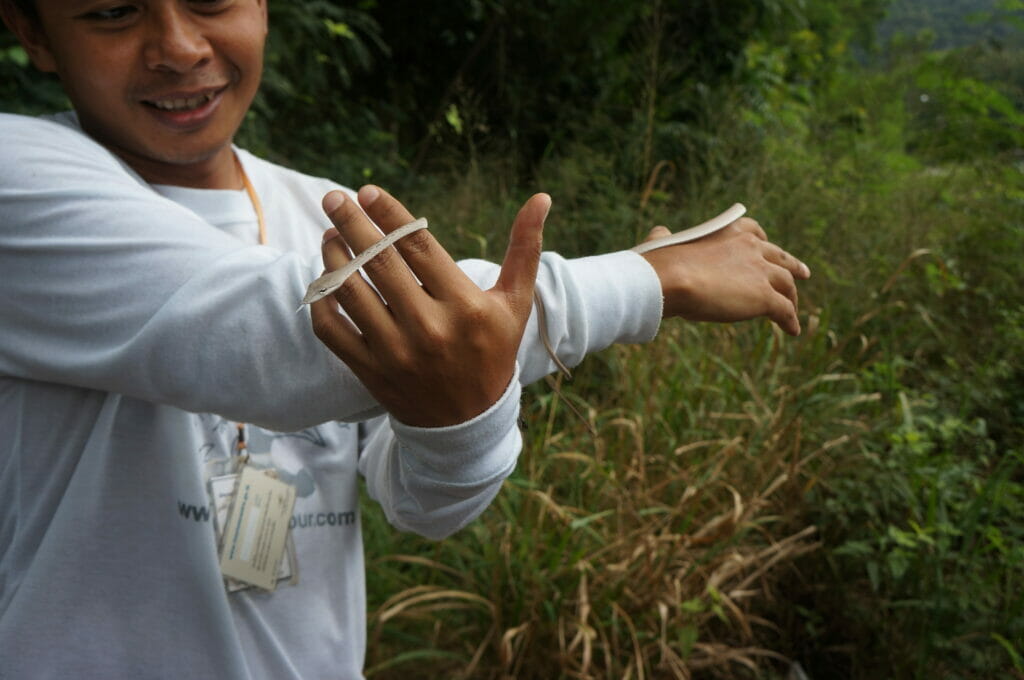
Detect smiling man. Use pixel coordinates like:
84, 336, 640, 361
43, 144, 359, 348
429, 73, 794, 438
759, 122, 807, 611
0, 1, 810, 678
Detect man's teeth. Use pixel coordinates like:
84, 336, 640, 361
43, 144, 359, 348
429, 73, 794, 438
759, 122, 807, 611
150, 92, 216, 111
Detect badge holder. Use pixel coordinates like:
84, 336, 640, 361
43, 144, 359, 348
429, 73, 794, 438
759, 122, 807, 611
210, 464, 298, 592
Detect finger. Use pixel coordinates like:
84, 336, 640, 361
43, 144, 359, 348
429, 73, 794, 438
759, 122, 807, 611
767, 262, 800, 311
732, 216, 768, 241
322, 190, 427, 312
320, 212, 397, 344
763, 242, 812, 280
493, 193, 550, 322
767, 290, 801, 336
357, 185, 474, 298
310, 294, 370, 368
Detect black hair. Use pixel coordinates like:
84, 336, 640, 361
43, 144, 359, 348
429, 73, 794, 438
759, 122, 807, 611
7, 0, 36, 20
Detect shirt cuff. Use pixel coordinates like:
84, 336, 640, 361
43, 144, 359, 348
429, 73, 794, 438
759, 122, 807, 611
567, 249, 663, 345
387, 363, 523, 484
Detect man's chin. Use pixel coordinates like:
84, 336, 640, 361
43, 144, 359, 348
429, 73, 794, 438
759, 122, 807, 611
109, 141, 238, 188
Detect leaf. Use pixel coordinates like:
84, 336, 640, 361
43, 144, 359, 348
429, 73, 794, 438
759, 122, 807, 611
680, 598, 705, 614
866, 561, 880, 593
569, 509, 614, 530
887, 549, 910, 581
3, 46, 28, 68
677, 625, 699, 657
991, 633, 1024, 672
323, 19, 355, 39
444, 104, 464, 135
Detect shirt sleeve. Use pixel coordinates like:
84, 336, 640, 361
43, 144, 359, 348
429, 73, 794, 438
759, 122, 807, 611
0, 114, 378, 432
356, 365, 523, 540
461, 250, 664, 383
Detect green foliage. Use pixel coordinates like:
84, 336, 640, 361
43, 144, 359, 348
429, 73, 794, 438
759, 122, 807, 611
355, 10, 1024, 674
907, 52, 1024, 160
879, 0, 1024, 49
236, 1, 391, 179
823, 398, 1024, 676
0, 35, 66, 114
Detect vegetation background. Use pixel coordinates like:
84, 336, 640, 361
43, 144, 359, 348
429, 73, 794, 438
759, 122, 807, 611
3, 0, 1022, 677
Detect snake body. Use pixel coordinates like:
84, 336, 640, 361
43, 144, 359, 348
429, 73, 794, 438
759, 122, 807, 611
631, 203, 745, 254
300, 218, 429, 306
301, 205, 746, 378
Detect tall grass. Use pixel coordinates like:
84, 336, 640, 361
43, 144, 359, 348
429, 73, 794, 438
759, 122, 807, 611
359, 48, 1024, 678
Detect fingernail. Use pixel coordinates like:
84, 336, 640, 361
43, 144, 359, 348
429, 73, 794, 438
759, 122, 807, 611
322, 190, 346, 215
802, 262, 812, 278
359, 185, 380, 206
322, 228, 340, 245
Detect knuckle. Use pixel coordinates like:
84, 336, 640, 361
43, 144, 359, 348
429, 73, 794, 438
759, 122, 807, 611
385, 345, 417, 374
311, 313, 342, 350
455, 295, 490, 324
738, 217, 767, 239
417, 319, 449, 348
523, 235, 543, 261
774, 296, 794, 319
402, 305, 453, 349
741, 231, 762, 247
332, 277, 362, 306
361, 245, 402, 278
398, 228, 434, 257
311, 315, 330, 342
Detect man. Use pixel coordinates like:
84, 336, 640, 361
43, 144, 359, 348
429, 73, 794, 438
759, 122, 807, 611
0, 1, 810, 678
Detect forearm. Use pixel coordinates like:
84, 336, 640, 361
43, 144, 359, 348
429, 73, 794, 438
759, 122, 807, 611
357, 366, 523, 539
459, 250, 664, 384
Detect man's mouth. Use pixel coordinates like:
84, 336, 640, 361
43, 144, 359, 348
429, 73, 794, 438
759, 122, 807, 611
146, 91, 218, 112
138, 85, 229, 130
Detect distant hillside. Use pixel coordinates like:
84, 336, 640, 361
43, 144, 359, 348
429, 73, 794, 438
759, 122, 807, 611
878, 0, 1023, 49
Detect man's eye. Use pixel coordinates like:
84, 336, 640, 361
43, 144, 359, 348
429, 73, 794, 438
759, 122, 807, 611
189, 0, 232, 10
84, 5, 137, 21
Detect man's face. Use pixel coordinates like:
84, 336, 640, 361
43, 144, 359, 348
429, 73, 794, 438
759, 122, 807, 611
17, 0, 267, 187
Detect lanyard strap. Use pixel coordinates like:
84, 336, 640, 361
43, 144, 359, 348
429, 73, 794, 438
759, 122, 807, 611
237, 153, 268, 246
235, 153, 267, 456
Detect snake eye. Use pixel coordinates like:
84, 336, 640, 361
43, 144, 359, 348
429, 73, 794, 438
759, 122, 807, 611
318, 288, 327, 295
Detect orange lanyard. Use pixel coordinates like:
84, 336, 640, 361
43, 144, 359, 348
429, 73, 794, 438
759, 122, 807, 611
237, 153, 267, 247
234, 153, 267, 455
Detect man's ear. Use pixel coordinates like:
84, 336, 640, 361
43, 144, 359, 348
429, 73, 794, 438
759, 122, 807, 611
0, 1, 58, 73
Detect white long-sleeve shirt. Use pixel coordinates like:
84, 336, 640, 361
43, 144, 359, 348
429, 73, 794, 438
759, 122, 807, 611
0, 112, 662, 679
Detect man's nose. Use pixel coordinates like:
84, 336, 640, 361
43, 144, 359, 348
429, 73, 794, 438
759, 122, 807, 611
143, 6, 213, 73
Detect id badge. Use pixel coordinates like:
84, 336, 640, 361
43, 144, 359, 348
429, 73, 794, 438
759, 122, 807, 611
210, 467, 298, 592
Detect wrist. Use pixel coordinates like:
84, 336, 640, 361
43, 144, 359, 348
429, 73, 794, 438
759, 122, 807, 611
641, 248, 696, 319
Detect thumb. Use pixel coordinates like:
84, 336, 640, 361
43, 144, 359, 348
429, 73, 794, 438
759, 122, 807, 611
493, 193, 550, 321
644, 225, 672, 243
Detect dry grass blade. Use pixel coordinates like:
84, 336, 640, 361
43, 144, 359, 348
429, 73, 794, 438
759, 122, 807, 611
688, 643, 790, 670
375, 554, 464, 579
375, 586, 496, 624
499, 622, 531, 673
611, 601, 646, 680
